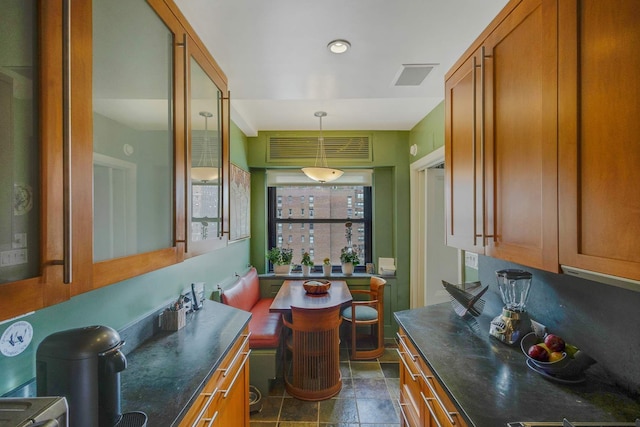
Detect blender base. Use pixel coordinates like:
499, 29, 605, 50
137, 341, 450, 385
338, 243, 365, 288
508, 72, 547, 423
489, 309, 531, 345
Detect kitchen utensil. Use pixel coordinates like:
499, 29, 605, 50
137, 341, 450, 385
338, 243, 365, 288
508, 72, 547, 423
489, 269, 533, 345
441, 281, 488, 317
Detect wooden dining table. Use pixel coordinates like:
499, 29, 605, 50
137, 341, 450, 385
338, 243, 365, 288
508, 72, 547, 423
270, 279, 352, 400
269, 279, 353, 313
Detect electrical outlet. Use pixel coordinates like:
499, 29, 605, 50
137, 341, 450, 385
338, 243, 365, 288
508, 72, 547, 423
181, 282, 205, 312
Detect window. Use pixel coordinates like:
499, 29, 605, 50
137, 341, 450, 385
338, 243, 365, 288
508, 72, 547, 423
301, 208, 305, 216
268, 186, 371, 271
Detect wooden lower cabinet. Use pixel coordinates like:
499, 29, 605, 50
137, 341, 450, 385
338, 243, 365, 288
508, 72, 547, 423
397, 329, 467, 427
179, 329, 250, 427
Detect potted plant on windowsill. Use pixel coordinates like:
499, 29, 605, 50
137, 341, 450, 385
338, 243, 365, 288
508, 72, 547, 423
340, 247, 360, 276
301, 252, 313, 276
322, 258, 332, 276
267, 247, 293, 275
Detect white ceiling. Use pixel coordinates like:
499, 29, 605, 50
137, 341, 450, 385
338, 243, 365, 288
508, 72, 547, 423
174, 0, 509, 137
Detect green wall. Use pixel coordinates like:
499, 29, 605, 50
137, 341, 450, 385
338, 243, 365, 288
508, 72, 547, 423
0, 120, 251, 396
409, 101, 445, 157
246, 130, 413, 331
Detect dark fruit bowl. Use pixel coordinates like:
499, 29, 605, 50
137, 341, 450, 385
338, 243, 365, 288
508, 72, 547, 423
303, 279, 331, 294
520, 332, 595, 377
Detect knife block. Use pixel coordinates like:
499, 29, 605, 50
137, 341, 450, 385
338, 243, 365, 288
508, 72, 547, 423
161, 308, 186, 331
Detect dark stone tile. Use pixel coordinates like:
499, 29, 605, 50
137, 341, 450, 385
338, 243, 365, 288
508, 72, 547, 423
350, 361, 384, 379
340, 362, 351, 379
250, 422, 278, 427
385, 377, 400, 399
280, 397, 319, 422
318, 398, 359, 423
278, 422, 317, 427
250, 396, 283, 422
333, 378, 355, 398
380, 361, 399, 378
378, 348, 399, 362
353, 378, 390, 399
356, 398, 400, 424
268, 377, 286, 397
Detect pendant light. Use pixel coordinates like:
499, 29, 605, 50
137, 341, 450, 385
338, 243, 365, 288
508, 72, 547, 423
191, 111, 218, 182
302, 111, 344, 183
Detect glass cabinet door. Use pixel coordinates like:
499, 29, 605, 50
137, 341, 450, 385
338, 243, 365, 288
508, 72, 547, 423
0, 0, 67, 321
84, 0, 187, 289
0, 0, 40, 284
187, 42, 229, 255
92, 0, 175, 261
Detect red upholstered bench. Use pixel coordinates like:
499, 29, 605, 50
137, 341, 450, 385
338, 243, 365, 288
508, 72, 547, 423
220, 267, 282, 395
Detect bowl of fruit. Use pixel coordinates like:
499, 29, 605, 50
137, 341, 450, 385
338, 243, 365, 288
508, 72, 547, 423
521, 332, 596, 378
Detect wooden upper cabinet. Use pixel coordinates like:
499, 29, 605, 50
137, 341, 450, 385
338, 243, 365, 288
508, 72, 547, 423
185, 37, 230, 257
0, 0, 69, 322
558, 0, 640, 282
71, 0, 188, 292
1, 0, 231, 321
444, 53, 484, 254
445, 0, 559, 273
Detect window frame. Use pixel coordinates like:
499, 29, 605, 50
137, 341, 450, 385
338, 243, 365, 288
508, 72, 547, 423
267, 186, 372, 273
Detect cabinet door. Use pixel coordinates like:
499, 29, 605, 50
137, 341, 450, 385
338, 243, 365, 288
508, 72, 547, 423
444, 53, 484, 254
0, 0, 68, 321
186, 39, 230, 256
482, 0, 559, 272
70, 0, 187, 292
558, 0, 640, 282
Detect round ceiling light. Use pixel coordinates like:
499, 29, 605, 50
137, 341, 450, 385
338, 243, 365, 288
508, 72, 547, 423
327, 39, 351, 54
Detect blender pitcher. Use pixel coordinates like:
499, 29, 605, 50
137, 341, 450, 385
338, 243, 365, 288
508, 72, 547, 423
489, 269, 533, 345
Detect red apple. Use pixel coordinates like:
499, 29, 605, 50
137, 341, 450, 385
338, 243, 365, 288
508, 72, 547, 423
544, 334, 566, 352
528, 344, 549, 362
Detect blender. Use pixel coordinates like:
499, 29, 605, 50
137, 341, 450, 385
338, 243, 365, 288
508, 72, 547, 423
489, 269, 533, 345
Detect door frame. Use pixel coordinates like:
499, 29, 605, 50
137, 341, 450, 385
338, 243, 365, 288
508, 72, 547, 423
410, 146, 463, 308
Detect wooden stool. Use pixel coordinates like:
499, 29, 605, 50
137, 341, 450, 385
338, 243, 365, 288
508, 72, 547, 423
282, 304, 342, 400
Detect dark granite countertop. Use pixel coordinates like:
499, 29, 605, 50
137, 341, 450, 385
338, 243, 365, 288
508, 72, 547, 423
120, 300, 251, 427
394, 304, 640, 427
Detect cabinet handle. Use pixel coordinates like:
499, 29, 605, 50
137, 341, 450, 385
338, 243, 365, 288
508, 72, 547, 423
220, 350, 250, 398
397, 400, 412, 427
204, 411, 218, 427
219, 92, 230, 238
219, 333, 250, 377
479, 46, 495, 243
396, 349, 418, 381
472, 53, 479, 247
396, 333, 417, 361
422, 374, 458, 425
420, 391, 444, 427
62, 0, 72, 284
191, 386, 220, 427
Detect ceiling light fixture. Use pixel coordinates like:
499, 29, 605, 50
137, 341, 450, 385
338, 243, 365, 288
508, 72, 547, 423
191, 111, 219, 182
327, 39, 351, 54
302, 111, 344, 183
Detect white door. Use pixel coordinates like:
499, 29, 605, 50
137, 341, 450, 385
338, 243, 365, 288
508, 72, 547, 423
410, 147, 462, 308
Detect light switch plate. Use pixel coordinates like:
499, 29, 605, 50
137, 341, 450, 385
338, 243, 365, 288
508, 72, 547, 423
464, 252, 478, 270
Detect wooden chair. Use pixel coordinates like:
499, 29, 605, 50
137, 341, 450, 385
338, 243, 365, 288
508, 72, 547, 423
282, 304, 342, 401
341, 276, 386, 360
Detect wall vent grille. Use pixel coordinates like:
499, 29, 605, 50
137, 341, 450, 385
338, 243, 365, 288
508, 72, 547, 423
268, 136, 371, 161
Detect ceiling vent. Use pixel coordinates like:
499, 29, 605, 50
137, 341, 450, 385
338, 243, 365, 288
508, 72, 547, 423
393, 63, 438, 86
268, 136, 371, 162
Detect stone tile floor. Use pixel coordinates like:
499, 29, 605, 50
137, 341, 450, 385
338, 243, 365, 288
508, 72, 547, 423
250, 344, 401, 427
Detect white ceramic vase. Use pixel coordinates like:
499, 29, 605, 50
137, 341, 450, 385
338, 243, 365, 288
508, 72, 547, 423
322, 264, 332, 276
302, 265, 311, 276
341, 262, 354, 275
273, 264, 291, 275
